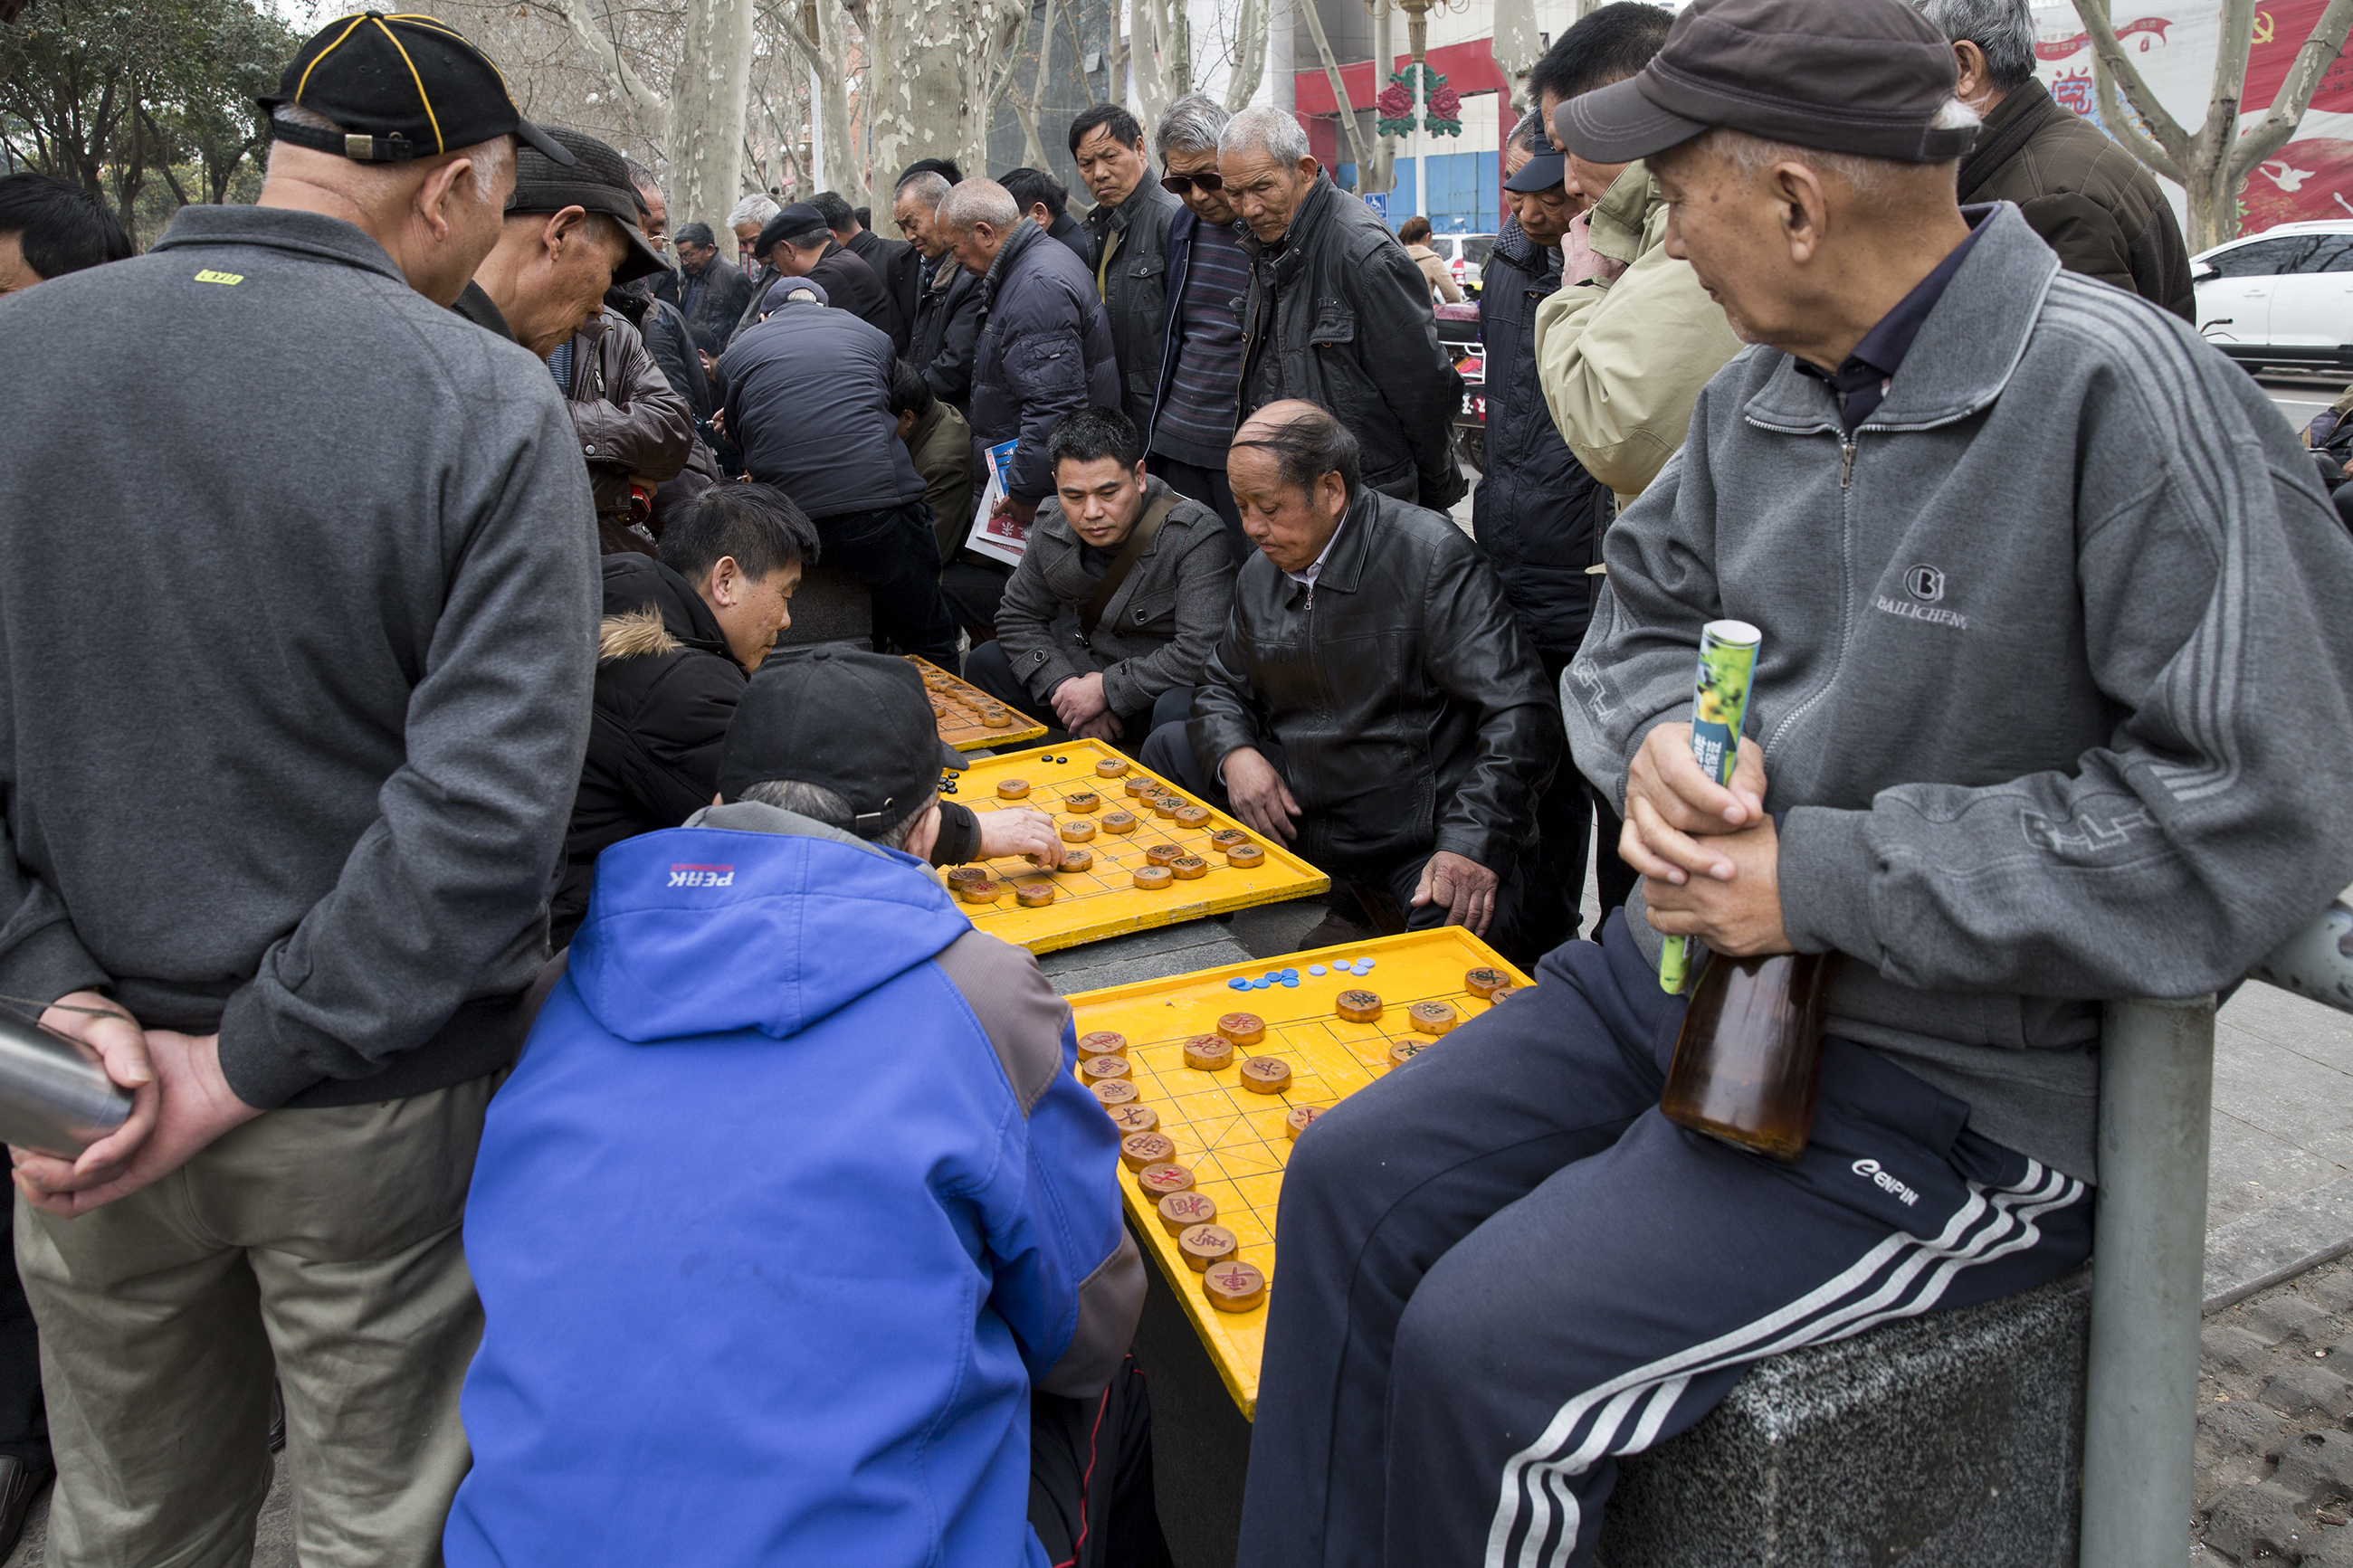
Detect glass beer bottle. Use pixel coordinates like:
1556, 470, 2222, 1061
1659, 949, 1841, 1161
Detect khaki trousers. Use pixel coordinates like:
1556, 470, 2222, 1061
15, 1075, 494, 1568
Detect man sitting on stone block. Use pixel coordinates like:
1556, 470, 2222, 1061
1234, 1, 2353, 1564
447, 650, 1169, 1568
967, 406, 1235, 746
1138, 401, 1562, 958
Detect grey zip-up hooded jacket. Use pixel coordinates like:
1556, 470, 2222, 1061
1567, 204, 2353, 1181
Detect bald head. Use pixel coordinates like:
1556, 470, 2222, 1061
259, 104, 515, 305
1227, 401, 1358, 573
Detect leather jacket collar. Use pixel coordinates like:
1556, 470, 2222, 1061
978, 217, 1043, 310
1243, 173, 1338, 287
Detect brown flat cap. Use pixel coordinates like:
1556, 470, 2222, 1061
1558, 0, 1977, 166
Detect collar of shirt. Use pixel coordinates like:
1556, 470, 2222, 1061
1284, 514, 1346, 590
1795, 204, 1995, 436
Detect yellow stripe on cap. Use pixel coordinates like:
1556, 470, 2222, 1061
292, 14, 369, 104
370, 14, 444, 155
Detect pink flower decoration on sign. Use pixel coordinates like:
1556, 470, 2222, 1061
1428, 85, 1462, 119
1377, 81, 1414, 119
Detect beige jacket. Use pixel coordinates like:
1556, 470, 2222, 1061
1406, 243, 1463, 304
1532, 162, 1743, 509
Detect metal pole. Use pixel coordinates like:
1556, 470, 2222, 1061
2080, 993, 2215, 1568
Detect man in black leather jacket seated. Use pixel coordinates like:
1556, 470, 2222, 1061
1138, 402, 1564, 958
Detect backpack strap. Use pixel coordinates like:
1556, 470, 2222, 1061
1079, 491, 1179, 641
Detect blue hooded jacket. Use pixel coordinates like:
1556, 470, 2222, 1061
444, 803, 1143, 1567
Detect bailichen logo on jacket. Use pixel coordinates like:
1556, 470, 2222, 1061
669, 863, 736, 888
1872, 562, 1968, 631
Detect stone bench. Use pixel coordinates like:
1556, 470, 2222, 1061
1596, 1268, 2091, 1567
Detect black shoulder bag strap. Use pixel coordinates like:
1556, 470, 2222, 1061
1078, 492, 1179, 642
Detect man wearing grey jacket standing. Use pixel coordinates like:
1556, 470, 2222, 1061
0, 16, 597, 1568
1237, 1, 2353, 1563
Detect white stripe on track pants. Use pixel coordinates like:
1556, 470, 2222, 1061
1234, 912, 2093, 1568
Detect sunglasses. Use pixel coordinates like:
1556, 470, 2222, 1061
1160, 170, 1225, 196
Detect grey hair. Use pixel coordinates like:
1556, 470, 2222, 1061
1221, 105, 1311, 166
1156, 92, 1233, 163
1915, 0, 2039, 91
738, 779, 937, 851
729, 193, 781, 229
938, 177, 1021, 236
1509, 109, 1546, 155
268, 102, 511, 207
894, 169, 953, 212
1698, 109, 1977, 209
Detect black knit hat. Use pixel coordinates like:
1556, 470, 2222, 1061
508, 127, 670, 284
716, 650, 967, 838
261, 11, 573, 166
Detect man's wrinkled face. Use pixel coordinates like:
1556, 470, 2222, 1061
1228, 444, 1347, 575
948, 221, 999, 279
677, 238, 715, 275
1075, 125, 1150, 208
735, 220, 766, 262
1054, 455, 1148, 548
1161, 146, 1237, 226
710, 562, 802, 671
508, 210, 631, 357
1222, 147, 1319, 243
895, 191, 945, 258
635, 186, 670, 253
1651, 138, 1788, 349
1511, 180, 1577, 248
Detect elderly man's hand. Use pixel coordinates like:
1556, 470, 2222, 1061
1641, 818, 1792, 957
976, 806, 1062, 868
1411, 851, 1501, 936
1623, 723, 1768, 887
1071, 712, 1124, 742
1051, 673, 1111, 731
14, 1022, 259, 1218
12, 992, 156, 1184
1222, 747, 1300, 842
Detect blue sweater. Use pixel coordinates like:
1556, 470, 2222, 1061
444, 805, 1140, 1566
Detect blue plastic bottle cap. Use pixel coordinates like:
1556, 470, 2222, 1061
1282, 968, 1299, 979
1281, 976, 1300, 987
1252, 977, 1271, 990
1228, 977, 1250, 991
1358, 959, 1376, 970
1309, 965, 1327, 976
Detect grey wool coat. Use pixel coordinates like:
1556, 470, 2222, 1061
990, 476, 1236, 716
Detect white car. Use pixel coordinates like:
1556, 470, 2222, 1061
1424, 232, 1496, 295
2192, 219, 2353, 373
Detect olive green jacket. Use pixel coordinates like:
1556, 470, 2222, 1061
1532, 161, 1743, 510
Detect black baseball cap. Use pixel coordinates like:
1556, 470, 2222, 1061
262, 12, 573, 166
716, 650, 967, 839
755, 204, 830, 258
1504, 149, 1566, 194
1557, 0, 1976, 166
509, 127, 670, 285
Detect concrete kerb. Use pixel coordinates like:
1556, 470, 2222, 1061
2205, 1174, 2353, 1315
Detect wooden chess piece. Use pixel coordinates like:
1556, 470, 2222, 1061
1015, 881, 1056, 908
1464, 968, 1508, 998
1217, 1013, 1265, 1047
957, 880, 1004, 905
1204, 1259, 1267, 1313
1079, 1031, 1127, 1058
1157, 1191, 1217, 1235
1133, 866, 1174, 890
1182, 1035, 1234, 1071
1239, 1057, 1291, 1095
1336, 990, 1383, 1023
1178, 1223, 1238, 1272
1120, 1132, 1176, 1171
996, 779, 1030, 800
1284, 1105, 1322, 1140
1408, 1001, 1457, 1036
1135, 1162, 1195, 1199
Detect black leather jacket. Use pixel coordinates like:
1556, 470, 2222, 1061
1237, 176, 1467, 511
1083, 178, 1181, 432
1186, 486, 1560, 876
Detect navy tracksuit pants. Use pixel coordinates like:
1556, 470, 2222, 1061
1235, 913, 2093, 1568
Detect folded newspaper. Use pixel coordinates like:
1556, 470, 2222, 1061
966, 437, 1029, 567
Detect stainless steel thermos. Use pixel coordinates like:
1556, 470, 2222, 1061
0, 1011, 134, 1157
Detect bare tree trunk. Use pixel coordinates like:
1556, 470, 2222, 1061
1224, 0, 1267, 109
784, 0, 864, 202
2073, 0, 2353, 251
1491, 0, 1540, 116
1364, 0, 1394, 194
1132, 0, 1176, 128
1296, 0, 1368, 176
872, 0, 1005, 188
1170, 0, 1191, 97
673, 0, 757, 224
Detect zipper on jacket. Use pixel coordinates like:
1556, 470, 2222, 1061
1838, 439, 1856, 489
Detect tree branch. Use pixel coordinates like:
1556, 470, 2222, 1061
536, 0, 671, 135
2227, 0, 2353, 183
2069, 0, 2192, 165
1296, 0, 1370, 175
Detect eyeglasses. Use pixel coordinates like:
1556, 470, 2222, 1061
1160, 170, 1225, 196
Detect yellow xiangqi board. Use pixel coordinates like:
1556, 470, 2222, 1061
907, 656, 1050, 752
1067, 928, 1536, 1417
938, 741, 1327, 955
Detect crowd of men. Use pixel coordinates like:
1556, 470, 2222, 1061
3, 0, 2353, 1563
